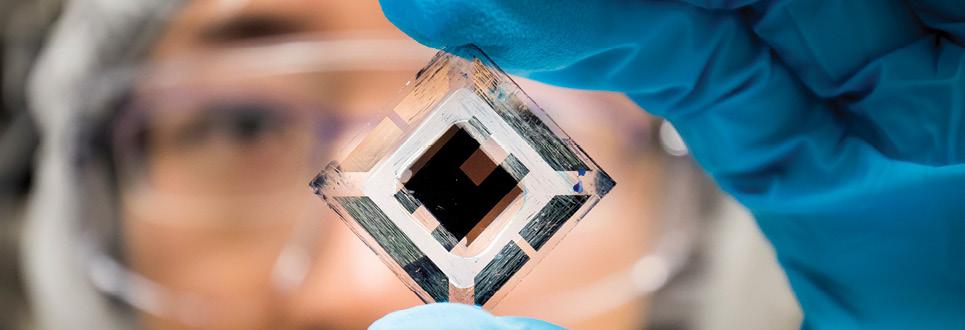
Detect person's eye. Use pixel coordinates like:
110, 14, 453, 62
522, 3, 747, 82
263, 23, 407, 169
216, 103, 287, 145
173, 102, 289, 149
201, 14, 307, 44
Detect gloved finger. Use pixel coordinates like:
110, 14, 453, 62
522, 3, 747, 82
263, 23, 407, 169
369, 303, 562, 330
908, 0, 965, 45
749, 0, 926, 98
381, 0, 745, 91
380, 0, 849, 208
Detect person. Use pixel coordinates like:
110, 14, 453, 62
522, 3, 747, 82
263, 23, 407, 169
372, 0, 965, 329
20, 0, 714, 328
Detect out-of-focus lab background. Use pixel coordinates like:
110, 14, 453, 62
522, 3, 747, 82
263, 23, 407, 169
0, 1, 802, 329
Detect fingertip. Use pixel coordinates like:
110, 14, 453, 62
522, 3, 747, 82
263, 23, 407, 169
369, 303, 489, 330
370, 303, 563, 329
378, 0, 457, 49
501, 316, 567, 329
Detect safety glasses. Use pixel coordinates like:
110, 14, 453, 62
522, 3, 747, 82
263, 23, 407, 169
77, 36, 710, 328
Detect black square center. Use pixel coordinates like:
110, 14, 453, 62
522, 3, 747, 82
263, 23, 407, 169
404, 126, 520, 242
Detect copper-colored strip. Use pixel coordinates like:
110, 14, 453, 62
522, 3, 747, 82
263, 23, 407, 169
465, 185, 522, 245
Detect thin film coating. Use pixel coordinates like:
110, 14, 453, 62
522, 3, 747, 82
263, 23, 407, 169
311, 45, 615, 308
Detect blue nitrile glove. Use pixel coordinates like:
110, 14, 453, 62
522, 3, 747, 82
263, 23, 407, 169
370, 303, 562, 330
374, 0, 965, 329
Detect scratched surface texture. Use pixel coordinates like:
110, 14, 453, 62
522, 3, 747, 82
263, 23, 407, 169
311, 46, 614, 308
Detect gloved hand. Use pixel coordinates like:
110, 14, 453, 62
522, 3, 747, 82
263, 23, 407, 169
375, 0, 965, 328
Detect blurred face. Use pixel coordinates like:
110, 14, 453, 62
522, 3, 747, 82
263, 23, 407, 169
112, 1, 672, 329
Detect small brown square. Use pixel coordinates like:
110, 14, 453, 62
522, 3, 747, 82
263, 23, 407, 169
460, 148, 498, 186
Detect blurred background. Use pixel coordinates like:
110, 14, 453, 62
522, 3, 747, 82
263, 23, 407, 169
0, 0, 802, 329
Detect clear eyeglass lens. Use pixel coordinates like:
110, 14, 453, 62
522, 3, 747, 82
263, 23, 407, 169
93, 41, 427, 325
